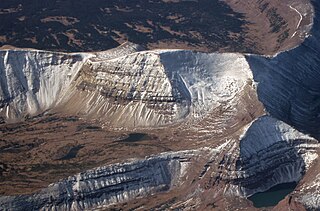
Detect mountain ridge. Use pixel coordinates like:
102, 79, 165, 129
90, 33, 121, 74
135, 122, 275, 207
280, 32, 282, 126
0, 0, 320, 210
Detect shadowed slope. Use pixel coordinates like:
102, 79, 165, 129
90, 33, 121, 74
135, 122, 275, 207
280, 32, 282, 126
247, 0, 320, 138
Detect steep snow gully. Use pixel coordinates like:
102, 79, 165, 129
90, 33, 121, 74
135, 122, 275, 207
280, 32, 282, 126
1, 0, 320, 210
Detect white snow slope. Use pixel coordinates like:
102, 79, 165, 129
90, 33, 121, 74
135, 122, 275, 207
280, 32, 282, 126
0, 47, 252, 127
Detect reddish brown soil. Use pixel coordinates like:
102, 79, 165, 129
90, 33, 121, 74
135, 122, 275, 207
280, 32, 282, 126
224, 0, 313, 55
0, 0, 315, 209
0, 0, 313, 55
0, 84, 264, 196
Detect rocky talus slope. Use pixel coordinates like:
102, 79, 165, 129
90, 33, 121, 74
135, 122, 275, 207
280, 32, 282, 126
0, 150, 203, 210
1, 0, 320, 210
0, 51, 87, 121
0, 46, 252, 128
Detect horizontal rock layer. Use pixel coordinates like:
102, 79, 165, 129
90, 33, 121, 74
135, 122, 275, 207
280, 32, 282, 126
1, 116, 318, 210
0, 46, 253, 128
0, 1, 320, 210
0, 149, 202, 210
224, 116, 318, 197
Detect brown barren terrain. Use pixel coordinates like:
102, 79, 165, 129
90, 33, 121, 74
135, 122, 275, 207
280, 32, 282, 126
0, 0, 315, 210
0, 0, 313, 54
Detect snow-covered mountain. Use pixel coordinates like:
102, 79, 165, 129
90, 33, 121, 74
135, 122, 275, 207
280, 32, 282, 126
1, 115, 318, 210
0, 149, 202, 210
0, 46, 253, 128
1, 0, 320, 210
0, 50, 89, 121
247, 5, 320, 138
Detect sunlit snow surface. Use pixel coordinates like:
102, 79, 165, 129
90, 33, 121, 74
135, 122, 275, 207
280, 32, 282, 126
1, 1, 320, 208
0, 48, 252, 127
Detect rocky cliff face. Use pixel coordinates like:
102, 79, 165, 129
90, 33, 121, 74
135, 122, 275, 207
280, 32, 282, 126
0, 149, 204, 210
0, 1, 320, 210
0, 50, 89, 121
64, 50, 252, 127
0, 47, 253, 128
1, 116, 318, 210
246, 0, 320, 138
225, 116, 318, 197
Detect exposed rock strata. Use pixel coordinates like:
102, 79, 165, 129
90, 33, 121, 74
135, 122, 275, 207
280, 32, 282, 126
0, 0, 320, 210
0, 50, 89, 121
1, 116, 318, 210
246, 0, 320, 138
225, 116, 318, 197
0, 47, 253, 128
0, 149, 204, 210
